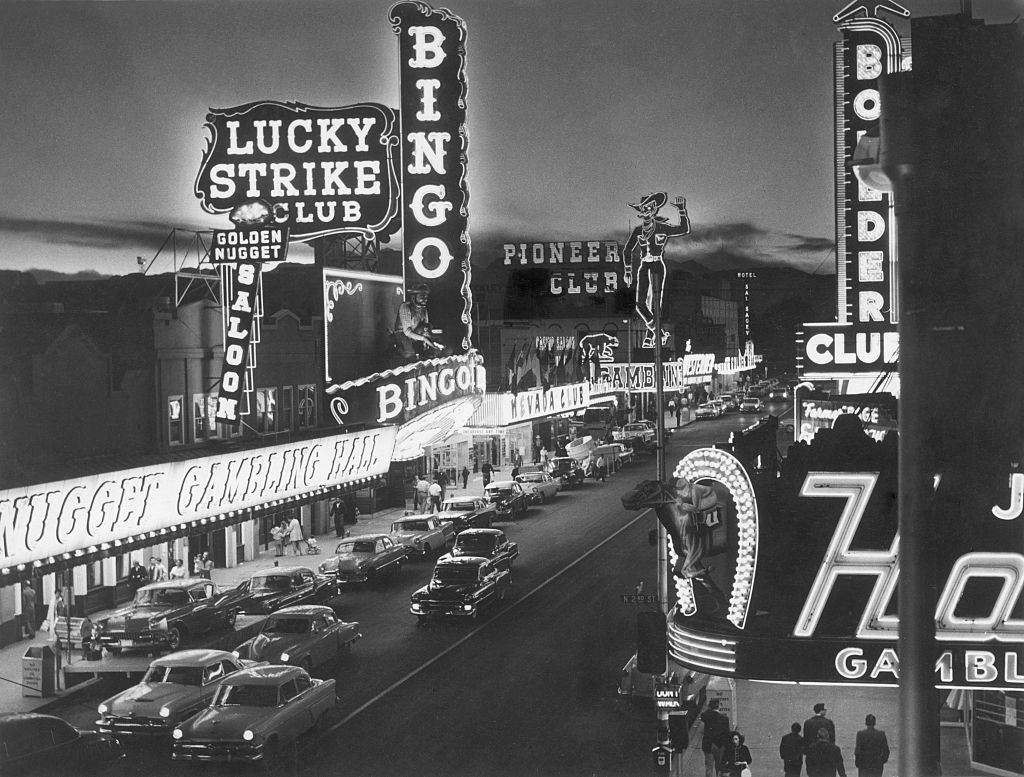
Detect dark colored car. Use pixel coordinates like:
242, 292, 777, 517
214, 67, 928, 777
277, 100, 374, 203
233, 605, 361, 670
443, 528, 519, 573
96, 649, 257, 738
548, 457, 586, 487
98, 579, 246, 654
0, 713, 124, 775
438, 496, 495, 531
483, 480, 530, 520
410, 556, 512, 622
317, 533, 411, 586
234, 566, 337, 615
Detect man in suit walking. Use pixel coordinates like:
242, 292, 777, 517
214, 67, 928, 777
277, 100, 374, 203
804, 702, 836, 750
854, 714, 890, 777
806, 728, 847, 777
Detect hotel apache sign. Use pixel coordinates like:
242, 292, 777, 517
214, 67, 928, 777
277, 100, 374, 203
664, 417, 1024, 690
0, 428, 397, 571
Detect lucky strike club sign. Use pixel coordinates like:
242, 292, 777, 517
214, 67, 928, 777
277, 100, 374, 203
668, 418, 1024, 690
195, 102, 401, 243
0, 428, 397, 571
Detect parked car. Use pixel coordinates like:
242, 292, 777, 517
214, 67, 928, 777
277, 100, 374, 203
438, 496, 495, 531
234, 566, 337, 615
233, 605, 361, 670
548, 456, 587, 487
613, 422, 657, 444
483, 480, 530, 520
694, 402, 723, 420
98, 579, 246, 654
443, 528, 519, 572
0, 713, 124, 776
96, 649, 257, 738
607, 442, 634, 467
410, 556, 512, 623
515, 471, 560, 504
318, 534, 411, 586
739, 397, 764, 413
171, 665, 337, 764
389, 514, 456, 556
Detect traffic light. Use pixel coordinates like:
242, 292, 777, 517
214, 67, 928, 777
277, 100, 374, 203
636, 610, 667, 674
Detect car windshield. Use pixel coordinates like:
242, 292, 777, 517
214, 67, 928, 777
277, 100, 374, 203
455, 536, 495, 554
518, 474, 543, 482
433, 566, 480, 583
442, 500, 475, 511
142, 665, 205, 686
250, 575, 292, 593
263, 617, 310, 635
487, 487, 514, 497
135, 588, 190, 606
393, 520, 429, 532
214, 683, 280, 707
336, 541, 375, 554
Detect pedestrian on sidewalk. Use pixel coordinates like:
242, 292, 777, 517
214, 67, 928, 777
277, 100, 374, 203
428, 479, 442, 512
271, 522, 286, 556
854, 714, 890, 777
595, 453, 607, 482
20, 579, 36, 639
331, 499, 345, 538
44, 591, 66, 644
129, 560, 149, 592
481, 461, 493, 488
414, 474, 429, 510
780, 722, 804, 777
718, 731, 753, 777
343, 495, 358, 526
193, 554, 204, 577
804, 703, 836, 750
461, 466, 470, 489
288, 515, 307, 555
675, 400, 682, 427
169, 559, 187, 580
700, 698, 730, 777
200, 552, 214, 579
151, 556, 168, 582
806, 728, 847, 777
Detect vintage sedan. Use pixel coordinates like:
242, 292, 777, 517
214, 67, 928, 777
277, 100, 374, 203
514, 471, 560, 504
171, 665, 337, 764
694, 402, 723, 420
234, 566, 337, 615
483, 480, 530, 520
612, 422, 657, 444
548, 456, 587, 487
389, 514, 456, 556
410, 556, 512, 622
443, 528, 519, 572
438, 496, 495, 531
98, 579, 246, 654
96, 649, 256, 738
317, 533, 411, 586
0, 713, 124, 776
739, 396, 764, 413
233, 605, 361, 670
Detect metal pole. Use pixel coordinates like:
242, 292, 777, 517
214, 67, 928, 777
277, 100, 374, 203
653, 274, 668, 611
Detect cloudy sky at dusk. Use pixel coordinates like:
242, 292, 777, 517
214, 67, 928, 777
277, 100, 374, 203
0, 0, 1018, 279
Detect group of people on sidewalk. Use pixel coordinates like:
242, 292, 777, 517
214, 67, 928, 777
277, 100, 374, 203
700, 698, 891, 777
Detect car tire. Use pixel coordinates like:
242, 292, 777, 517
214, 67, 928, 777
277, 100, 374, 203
166, 625, 185, 651
260, 737, 280, 770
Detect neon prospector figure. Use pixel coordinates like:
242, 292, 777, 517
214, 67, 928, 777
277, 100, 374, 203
623, 192, 691, 348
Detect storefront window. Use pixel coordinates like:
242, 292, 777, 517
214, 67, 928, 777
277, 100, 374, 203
116, 554, 129, 581
281, 386, 293, 431
86, 560, 102, 590
298, 384, 316, 428
168, 395, 184, 446
256, 387, 277, 434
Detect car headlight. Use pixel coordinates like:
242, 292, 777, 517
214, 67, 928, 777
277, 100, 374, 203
280, 652, 290, 662
462, 604, 473, 611
411, 603, 422, 611
159, 705, 172, 718
318, 563, 326, 573
97, 703, 108, 715
172, 729, 183, 740
243, 730, 255, 741
231, 650, 240, 658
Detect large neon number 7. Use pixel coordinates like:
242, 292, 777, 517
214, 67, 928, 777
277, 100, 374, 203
793, 472, 900, 639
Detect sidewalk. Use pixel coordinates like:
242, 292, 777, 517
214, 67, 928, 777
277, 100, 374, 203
0, 494, 432, 716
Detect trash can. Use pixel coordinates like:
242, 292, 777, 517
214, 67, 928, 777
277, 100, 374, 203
22, 645, 56, 697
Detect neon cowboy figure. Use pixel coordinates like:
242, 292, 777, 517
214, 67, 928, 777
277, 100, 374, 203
623, 192, 691, 348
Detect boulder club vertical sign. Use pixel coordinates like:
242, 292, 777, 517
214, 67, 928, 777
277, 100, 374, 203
390, 1, 472, 353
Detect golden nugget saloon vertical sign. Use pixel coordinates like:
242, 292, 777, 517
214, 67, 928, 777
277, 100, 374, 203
390, 2, 472, 353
